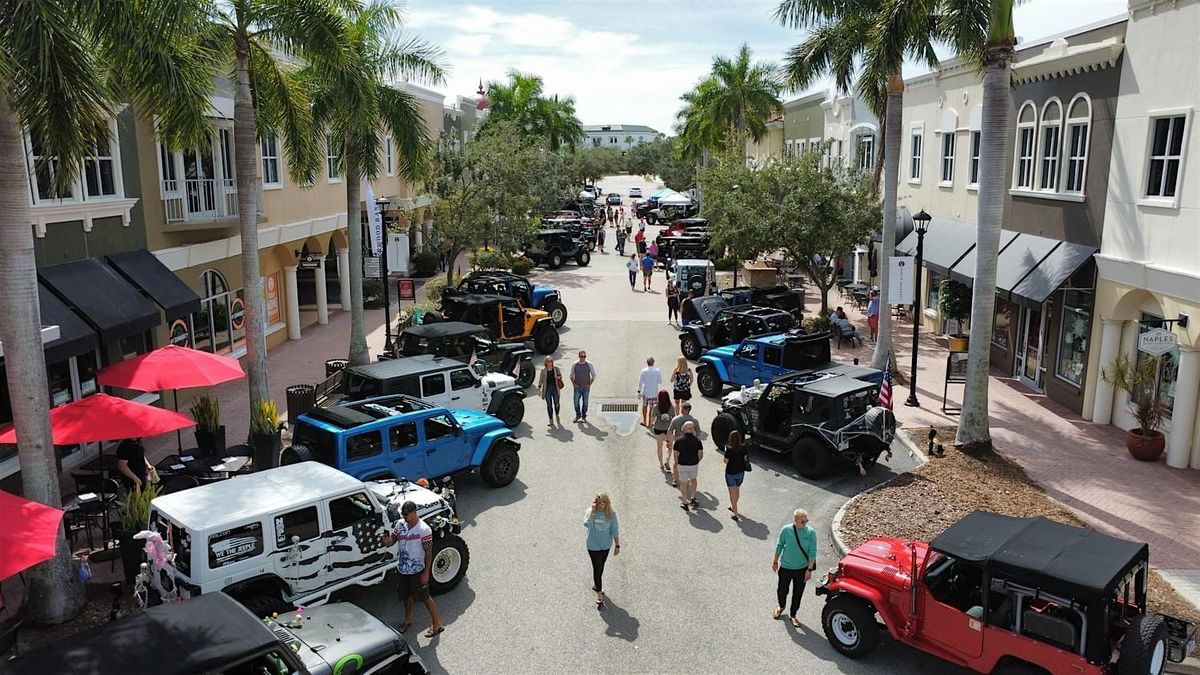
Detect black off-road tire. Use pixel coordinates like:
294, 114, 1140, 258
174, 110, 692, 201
421, 311, 443, 324
497, 395, 525, 428
696, 366, 723, 398
547, 303, 568, 327
993, 660, 1050, 675
793, 436, 835, 479
1118, 614, 1168, 675
821, 594, 880, 659
517, 360, 535, 388
575, 250, 591, 267
548, 251, 564, 269
533, 328, 559, 354
279, 444, 315, 466
239, 593, 293, 619
710, 412, 743, 449
480, 443, 520, 486
680, 333, 703, 360
428, 534, 470, 595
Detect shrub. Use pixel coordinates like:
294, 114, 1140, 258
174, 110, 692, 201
509, 256, 535, 275
362, 278, 383, 308
422, 274, 461, 310
938, 279, 972, 332
470, 249, 512, 271
804, 307, 833, 334
714, 256, 737, 271
250, 400, 280, 436
118, 483, 161, 531
189, 395, 220, 432
411, 252, 439, 278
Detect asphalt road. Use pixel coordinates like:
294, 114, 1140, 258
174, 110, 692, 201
341, 175, 964, 675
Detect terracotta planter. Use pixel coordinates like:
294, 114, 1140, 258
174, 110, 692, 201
1125, 429, 1165, 462
947, 335, 969, 353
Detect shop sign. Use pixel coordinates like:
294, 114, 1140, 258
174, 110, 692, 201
396, 279, 415, 301
231, 296, 247, 331
169, 319, 192, 348
297, 253, 322, 270
887, 256, 915, 305
1138, 327, 1178, 356
263, 272, 281, 326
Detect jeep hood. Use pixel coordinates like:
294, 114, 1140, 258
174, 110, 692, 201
276, 603, 414, 673
481, 372, 518, 388
451, 408, 510, 433
839, 538, 929, 590
706, 344, 737, 359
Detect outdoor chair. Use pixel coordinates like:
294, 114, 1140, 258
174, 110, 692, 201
68, 474, 120, 553
835, 322, 863, 349
158, 474, 199, 495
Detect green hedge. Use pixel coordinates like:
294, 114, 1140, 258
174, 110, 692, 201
509, 256, 535, 275
411, 252, 439, 278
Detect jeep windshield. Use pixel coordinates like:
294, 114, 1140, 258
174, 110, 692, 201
763, 315, 796, 333
292, 422, 338, 466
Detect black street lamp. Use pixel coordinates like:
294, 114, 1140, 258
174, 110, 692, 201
905, 209, 932, 408
376, 196, 393, 356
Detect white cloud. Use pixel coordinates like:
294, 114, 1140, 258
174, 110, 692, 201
445, 34, 491, 57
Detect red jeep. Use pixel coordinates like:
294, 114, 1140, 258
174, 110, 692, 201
816, 511, 1196, 674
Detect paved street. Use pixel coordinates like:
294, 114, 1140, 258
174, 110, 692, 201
338, 176, 962, 674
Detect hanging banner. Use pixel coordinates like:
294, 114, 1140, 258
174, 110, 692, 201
888, 256, 916, 305
364, 181, 383, 256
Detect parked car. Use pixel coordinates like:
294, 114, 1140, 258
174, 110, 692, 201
523, 228, 592, 270
694, 330, 883, 397
660, 217, 707, 237
647, 203, 699, 224
710, 372, 895, 478
429, 292, 560, 354
286, 394, 520, 487
457, 270, 568, 327
396, 321, 535, 387
671, 258, 717, 295
719, 285, 805, 319
628, 187, 643, 198
817, 510, 1196, 674
679, 297, 796, 360
635, 199, 657, 219
147, 462, 471, 616
658, 234, 712, 264
605, 193, 622, 205
0, 592, 427, 675
341, 356, 525, 427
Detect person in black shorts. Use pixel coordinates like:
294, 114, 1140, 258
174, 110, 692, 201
651, 391, 675, 473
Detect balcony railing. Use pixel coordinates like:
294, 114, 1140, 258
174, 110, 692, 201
162, 178, 239, 223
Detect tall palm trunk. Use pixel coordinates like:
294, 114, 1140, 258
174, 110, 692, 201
234, 39, 268, 407
956, 36, 1015, 449
345, 165, 368, 365
870, 73, 903, 370
0, 100, 85, 623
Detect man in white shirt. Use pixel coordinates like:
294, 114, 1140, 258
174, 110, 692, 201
637, 356, 663, 427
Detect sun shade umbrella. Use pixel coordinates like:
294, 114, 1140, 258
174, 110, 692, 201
0, 490, 64, 579
0, 393, 194, 445
96, 345, 245, 391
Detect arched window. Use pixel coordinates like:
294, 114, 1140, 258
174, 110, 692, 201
197, 270, 233, 353
1064, 94, 1092, 193
1013, 102, 1038, 189
1038, 98, 1063, 191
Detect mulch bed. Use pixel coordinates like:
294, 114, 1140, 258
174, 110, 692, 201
13, 582, 140, 654
840, 427, 1200, 626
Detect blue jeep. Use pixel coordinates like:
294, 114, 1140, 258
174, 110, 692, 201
456, 271, 568, 327
695, 330, 884, 398
282, 395, 520, 487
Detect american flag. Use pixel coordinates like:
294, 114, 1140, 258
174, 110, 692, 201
468, 351, 478, 368
512, 359, 522, 377
878, 361, 894, 410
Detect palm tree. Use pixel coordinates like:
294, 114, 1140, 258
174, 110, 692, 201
708, 43, 784, 139
0, 0, 216, 623
775, 0, 942, 372
305, 1, 445, 366
482, 71, 583, 149
675, 77, 724, 162
197, 0, 348, 407
539, 94, 584, 150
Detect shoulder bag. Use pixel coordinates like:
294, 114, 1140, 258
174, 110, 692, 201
791, 525, 811, 570
554, 367, 565, 390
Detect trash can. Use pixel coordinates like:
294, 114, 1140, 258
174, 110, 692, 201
285, 384, 317, 427
325, 359, 349, 378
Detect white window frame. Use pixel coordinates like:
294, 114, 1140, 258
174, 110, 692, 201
1139, 107, 1192, 209
909, 123, 924, 184
1037, 98, 1064, 193
326, 136, 341, 184
968, 131, 982, 188
385, 136, 394, 176
1013, 101, 1038, 190
940, 132, 956, 186
1062, 94, 1092, 195
856, 133, 875, 172
260, 132, 281, 189
26, 118, 126, 206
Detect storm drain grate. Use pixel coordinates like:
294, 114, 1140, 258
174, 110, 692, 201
600, 403, 639, 413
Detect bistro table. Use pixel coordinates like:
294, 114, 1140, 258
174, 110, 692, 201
155, 452, 251, 479
75, 454, 119, 476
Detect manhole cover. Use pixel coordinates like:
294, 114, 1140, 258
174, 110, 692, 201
596, 399, 641, 437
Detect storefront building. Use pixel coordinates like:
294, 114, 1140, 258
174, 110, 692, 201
1089, 0, 1200, 469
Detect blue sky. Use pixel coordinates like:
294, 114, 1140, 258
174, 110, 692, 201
405, 0, 1128, 133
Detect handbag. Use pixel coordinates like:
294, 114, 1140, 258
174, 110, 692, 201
554, 367, 564, 390
742, 447, 752, 473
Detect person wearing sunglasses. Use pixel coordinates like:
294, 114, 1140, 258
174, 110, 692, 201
584, 493, 621, 607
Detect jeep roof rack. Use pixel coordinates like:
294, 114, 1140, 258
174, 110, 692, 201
304, 395, 432, 429
344, 354, 465, 379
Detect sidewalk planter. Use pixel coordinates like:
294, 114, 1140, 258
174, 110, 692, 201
938, 279, 972, 352
1101, 352, 1167, 462
189, 395, 224, 455
194, 426, 226, 456
249, 400, 283, 470
115, 484, 159, 584
1125, 429, 1166, 462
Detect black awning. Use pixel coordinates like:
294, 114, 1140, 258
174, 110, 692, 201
39, 258, 160, 342
948, 230, 1019, 285
894, 216, 977, 275
1011, 241, 1098, 306
106, 249, 200, 321
994, 233, 1060, 304
38, 282, 98, 365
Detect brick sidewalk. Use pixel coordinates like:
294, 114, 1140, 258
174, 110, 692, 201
815, 286, 1200, 600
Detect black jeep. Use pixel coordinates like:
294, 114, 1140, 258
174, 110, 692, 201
719, 285, 805, 319
657, 233, 712, 263
711, 372, 896, 479
679, 296, 797, 360
427, 293, 560, 355
396, 321, 535, 387
524, 229, 592, 269
456, 270, 568, 327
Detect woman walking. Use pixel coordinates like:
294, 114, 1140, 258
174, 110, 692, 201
723, 431, 749, 520
585, 493, 620, 607
772, 509, 817, 627
670, 356, 692, 405
626, 254, 639, 291
537, 356, 564, 427
666, 280, 681, 325
651, 390, 675, 472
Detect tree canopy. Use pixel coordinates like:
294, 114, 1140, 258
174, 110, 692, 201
479, 71, 584, 150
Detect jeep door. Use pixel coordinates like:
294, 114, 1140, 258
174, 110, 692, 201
270, 505, 328, 597
760, 345, 787, 379
448, 366, 483, 409
420, 413, 470, 479
501, 305, 525, 338
728, 342, 761, 384
386, 422, 425, 480
322, 490, 393, 580
420, 372, 451, 408
710, 311, 738, 346
919, 554, 985, 658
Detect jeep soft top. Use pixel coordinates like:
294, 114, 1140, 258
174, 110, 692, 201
444, 292, 521, 309
401, 320, 489, 340
786, 372, 876, 398
345, 354, 466, 381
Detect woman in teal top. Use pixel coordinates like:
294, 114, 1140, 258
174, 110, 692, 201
584, 493, 621, 607
772, 508, 817, 626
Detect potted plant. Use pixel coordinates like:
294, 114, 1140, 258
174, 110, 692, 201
938, 279, 972, 352
114, 483, 160, 584
249, 399, 282, 470
1101, 351, 1167, 461
190, 395, 224, 456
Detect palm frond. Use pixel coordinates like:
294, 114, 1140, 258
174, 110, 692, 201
248, 40, 320, 184
377, 84, 429, 181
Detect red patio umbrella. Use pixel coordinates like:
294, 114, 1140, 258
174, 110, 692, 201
0, 490, 65, 580
96, 345, 245, 391
0, 394, 194, 445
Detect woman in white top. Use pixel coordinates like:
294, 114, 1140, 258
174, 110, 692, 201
626, 254, 638, 291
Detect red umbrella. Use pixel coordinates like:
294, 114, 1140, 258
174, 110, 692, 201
96, 345, 244, 391
0, 394, 194, 445
0, 490, 65, 580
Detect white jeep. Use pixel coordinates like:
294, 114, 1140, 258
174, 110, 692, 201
147, 462, 469, 616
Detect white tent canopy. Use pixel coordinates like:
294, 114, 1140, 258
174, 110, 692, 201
658, 192, 693, 206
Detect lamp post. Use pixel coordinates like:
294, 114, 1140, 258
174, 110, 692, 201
376, 196, 393, 356
905, 209, 932, 408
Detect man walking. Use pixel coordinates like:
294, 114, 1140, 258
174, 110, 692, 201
616, 227, 627, 256
383, 501, 445, 638
673, 421, 703, 510
665, 401, 698, 486
772, 508, 817, 627
570, 350, 597, 423
636, 357, 663, 427
640, 252, 655, 291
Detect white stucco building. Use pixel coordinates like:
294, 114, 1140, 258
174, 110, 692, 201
583, 124, 661, 149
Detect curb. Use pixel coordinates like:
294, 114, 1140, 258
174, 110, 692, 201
829, 429, 929, 557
